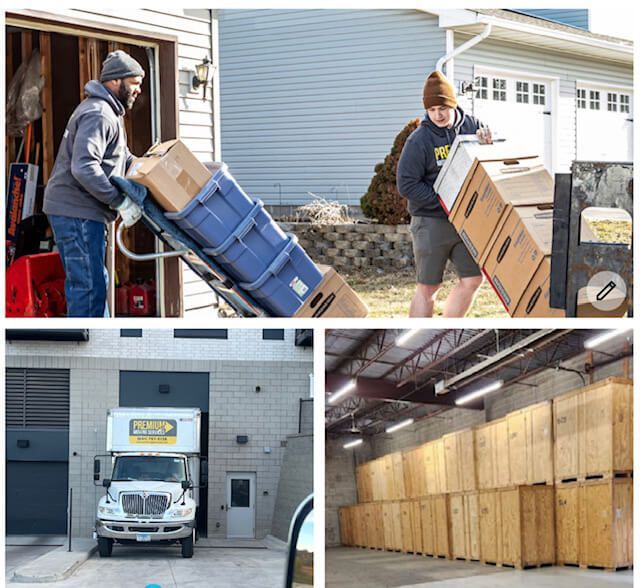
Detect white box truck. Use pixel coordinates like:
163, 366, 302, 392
94, 407, 202, 558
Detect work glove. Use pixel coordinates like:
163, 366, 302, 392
110, 176, 148, 206
115, 196, 142, 228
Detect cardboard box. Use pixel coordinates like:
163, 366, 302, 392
576, 288, 627, 317
512, 256, 565, 317
483, 205, 554, 314
294, 265, 368, 318
449, 157, 553, 263
126, 140, 211, 212
434, 135, 538, 214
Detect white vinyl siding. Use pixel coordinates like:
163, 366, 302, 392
218, 9, 445, 206
454, 34, 632, 173
513, 9, 589, 30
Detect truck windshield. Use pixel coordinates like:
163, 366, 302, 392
112, 456, 187, 482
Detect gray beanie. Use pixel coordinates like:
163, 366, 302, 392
100, 50, 145, 82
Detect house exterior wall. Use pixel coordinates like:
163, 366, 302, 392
6, 330, 313, 539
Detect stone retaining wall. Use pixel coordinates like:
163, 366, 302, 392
279, 222, 414, 271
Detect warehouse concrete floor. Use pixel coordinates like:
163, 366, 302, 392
326, 547, 633, 587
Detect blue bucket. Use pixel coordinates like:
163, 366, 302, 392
239, 234, 323, 316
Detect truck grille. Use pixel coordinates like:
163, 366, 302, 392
121, 493, 170, 515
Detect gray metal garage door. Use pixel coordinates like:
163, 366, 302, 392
6, 368, 70, 535
119, 371, 210, 535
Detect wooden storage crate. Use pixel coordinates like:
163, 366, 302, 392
418, 494, 451, 558
479, 486, 555, 569
579, 478, 633, 570
363, 502, 384, 550
403, 445, 427, 499
425, 439, 447, 495
554, 377, 633, 482
475, 422, 496, 490
370, 457, 386, 501
382, 501, 402, 551
400, 500, 416, 553
494, 419, 510, 487
352, 503, 368, 547
356, 462, 373, 503
338, 506, 354, 546
392, 451, 406, 499
410, 500, 423, 554
419, 497, 436, 556
449, 492, 480, 561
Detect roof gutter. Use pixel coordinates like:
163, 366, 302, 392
436, 22, 492, 74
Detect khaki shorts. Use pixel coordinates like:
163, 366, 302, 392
410, 216, 481, 285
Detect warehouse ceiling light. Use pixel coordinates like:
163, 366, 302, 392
385, 418, 414, 434
343, 439, 363, 449
455, 380, 503, 406
396, 329, 421, 346
584, 328, 632, 349
328, 379, 356, 404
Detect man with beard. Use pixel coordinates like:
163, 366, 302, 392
44, 50, 145, 317
397, 70, 492, 318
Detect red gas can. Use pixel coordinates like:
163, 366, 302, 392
128, 280, 152, 317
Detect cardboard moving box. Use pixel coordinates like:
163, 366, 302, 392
512, 255, 565, 318
433, 136, 538, 214
483, 204, 554, 314
450, 157, 553, 264
126, 139, 212, 212
294, 265, 368, 318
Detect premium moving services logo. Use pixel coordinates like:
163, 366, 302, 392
129, 419, 177, 444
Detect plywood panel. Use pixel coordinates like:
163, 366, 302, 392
432, 494, 451, 558
338, 506, 353, 546
460, 429, 478, 492
527, 401, 554, 484
420, 498, 435, 556
411, 500, 423, 554
555, 485, 579, 564
434, 439, 447, 495
449, 493, 466, 559
465, 492, 481, 561
494, 419, 510, 488
443, 432, 462, 494
424, 441, 438, 495
392, 451, 406, 500
479, 490, 501, 563
356, 463, 372, 503
500, 488, 522, 566
475, 423, 495, 490
508, 411, 527, 486
554, 389, 580, 481
400, 500, 415, 553
381, 454, 394, 501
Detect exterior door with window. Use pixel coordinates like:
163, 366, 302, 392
473, 71, 553, 171
576, 85, 633, 162
226, 472, 256, 538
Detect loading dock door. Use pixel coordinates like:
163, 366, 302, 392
119, 370, 210, 536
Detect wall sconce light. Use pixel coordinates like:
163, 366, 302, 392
192, 57, 212, 101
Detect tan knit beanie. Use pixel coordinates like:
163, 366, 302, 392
423, 70, 457, 110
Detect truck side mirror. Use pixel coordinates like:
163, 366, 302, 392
94, 458, 101, 481
181, 480, 193, 490
102, 478, 112, 488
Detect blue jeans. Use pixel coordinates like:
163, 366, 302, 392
48, 215, 109, 317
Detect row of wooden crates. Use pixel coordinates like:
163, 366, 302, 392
340, 479, 633, 570
356, 377, 632, 501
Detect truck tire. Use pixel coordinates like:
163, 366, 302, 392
181, 531, 194, 558
98, 537, 113, 557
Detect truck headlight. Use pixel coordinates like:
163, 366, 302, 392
98, 506, 120, 515
170, 508, 193, 518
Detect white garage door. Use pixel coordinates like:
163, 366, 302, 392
576, 85, 633, 162
472, 71, 553, 171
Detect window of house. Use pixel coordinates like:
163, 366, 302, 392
475, 76, 488, 99
576, 88, 587, 109
533, 83, 546, 105
516, 81, 529, 103
607, 93, 618, 112
121, 329, 142, 338
589, 90, 600, 110
492, 78, 507, 101
620, 94, 630, 113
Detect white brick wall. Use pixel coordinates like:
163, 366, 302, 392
5, 329, 311, 362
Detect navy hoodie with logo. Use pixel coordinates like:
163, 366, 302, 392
44, 80, 133, 223
397, 107, 482, 218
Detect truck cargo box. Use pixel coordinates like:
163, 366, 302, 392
107, 407, 201, 454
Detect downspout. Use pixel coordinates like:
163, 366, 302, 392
435, 22, 492, 75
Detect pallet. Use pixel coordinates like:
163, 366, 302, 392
580, 564, 632, 572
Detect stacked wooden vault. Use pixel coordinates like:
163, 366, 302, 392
338, 377, 633, 571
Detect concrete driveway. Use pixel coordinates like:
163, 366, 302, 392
7, 545, 286, 588
6, 545, 59, 581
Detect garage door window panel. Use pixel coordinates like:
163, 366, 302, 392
516, 81, 529, 104
607, 93, 618, 112
577, 89, 587, 109
589, 91, 600, 110
620, 94, 630, 114
475, 76, 488, 100
533, 84, 546, 106
492, 78, 507, 101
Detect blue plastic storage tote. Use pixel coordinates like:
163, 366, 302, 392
238, 235, 323, 316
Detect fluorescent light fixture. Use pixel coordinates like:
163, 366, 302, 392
435, 379, 446, 395
385, 418, 414, 434
455, 380, 503, 406
328, 379, 356, 404
343, 439, 363, 449
396, 329, 421, 346
584, 328, 632, 349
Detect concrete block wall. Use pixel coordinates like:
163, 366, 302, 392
280, 222, 413, 272
6, 331, 313, 540
270, 433, 313, 542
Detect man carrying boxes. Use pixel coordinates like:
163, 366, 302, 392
397, 70, 493, 318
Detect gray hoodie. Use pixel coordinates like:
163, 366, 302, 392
43, 80, 132, 223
